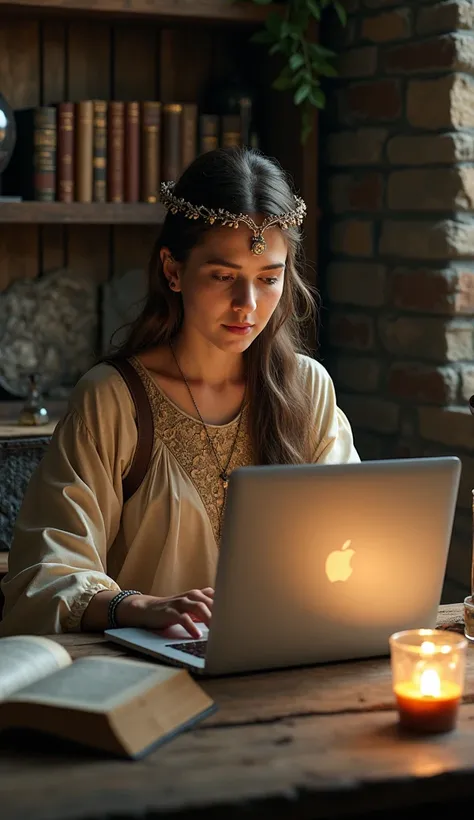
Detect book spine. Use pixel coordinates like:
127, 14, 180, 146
124, 101, 140, 203
107, 101, 124, 203
180, 103, 197, 173
162, 103, 182, 182
221, 114, 240, 149
57, 102, 74, 203
75, 101, 93, 203
93, 100, 107, 203
141, 101, 161, 203
239, 97, 252, 146
34, 106, 56, 202
199, 114, 218, 154
250, 131, 260, 150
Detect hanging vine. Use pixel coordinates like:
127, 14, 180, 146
248, 0, 346, 142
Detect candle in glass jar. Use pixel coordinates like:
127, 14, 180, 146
389, 630, 467, 734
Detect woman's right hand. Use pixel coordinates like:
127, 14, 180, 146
117, 587, 214, 637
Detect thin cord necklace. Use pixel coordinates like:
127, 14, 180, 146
169, 343, 246, 491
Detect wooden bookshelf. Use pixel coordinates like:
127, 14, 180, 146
0, 202, 166, 224
0, 0, 320, 577
0, 0, 276, 22
0, 0, 318, 305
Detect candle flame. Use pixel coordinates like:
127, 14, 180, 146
420, 668, 441, 698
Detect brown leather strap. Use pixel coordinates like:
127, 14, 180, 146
104, 358, 154, 504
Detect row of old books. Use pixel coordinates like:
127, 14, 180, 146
3, 101, 254, 204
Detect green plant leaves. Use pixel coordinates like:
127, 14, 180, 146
333, 1, 347, 25
307, 0, 321, 19
309, 86, 325, 106
272, 65, 296, 90
266, 10, 283, 36
309, 42, 336, 60
294, 83, 311, 105
289, 52, 305, 70
246, 0, 346, 141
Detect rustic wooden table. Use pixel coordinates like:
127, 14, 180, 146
1, 603, 474, 820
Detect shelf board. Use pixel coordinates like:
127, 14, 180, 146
0, 0, 274, 22
0, 202, 166, 224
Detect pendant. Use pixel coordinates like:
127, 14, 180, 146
221, 471, 229, 489
251, 234, 266, 255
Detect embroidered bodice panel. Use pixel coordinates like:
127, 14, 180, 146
131, 357, 254, 543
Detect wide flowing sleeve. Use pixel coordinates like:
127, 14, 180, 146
0, 364, 138, 636
300, 355, 360, 465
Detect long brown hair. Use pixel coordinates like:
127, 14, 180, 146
108, 147, 317, 464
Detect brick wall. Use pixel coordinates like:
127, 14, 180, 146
320, 0, 474, 598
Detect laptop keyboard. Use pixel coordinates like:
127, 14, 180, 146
167, 640, 207, 658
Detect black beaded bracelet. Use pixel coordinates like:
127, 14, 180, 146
107, 589, 142, 629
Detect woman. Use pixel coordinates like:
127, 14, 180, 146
0, 147, 359, 638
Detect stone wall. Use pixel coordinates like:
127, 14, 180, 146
321, 0, 474, 597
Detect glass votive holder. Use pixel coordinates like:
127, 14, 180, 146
389, 628, 467, 734
465, 596, 474, 641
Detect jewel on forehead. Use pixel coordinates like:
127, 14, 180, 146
251, 235, 266, 255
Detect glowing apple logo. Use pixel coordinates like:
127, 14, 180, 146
325, 539, 355, 583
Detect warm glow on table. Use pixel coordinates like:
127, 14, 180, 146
389, 629, 467, 734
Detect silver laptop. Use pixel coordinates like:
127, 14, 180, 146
105, 456, 461, 676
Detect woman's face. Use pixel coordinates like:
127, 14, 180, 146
163, 223, 288, 354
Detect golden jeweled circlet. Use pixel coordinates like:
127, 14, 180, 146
160, 181, 307, 256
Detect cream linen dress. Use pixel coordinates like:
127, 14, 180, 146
0, 354, 359, 636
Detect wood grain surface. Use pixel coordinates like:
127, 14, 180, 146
1, 604, 472, 820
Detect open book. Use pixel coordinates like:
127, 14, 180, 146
0, 635, 216, 759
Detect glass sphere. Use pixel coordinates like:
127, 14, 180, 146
0, 92, 16, 175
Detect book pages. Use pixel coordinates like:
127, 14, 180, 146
8, 656, 175, 711
0, 636, 72, 701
